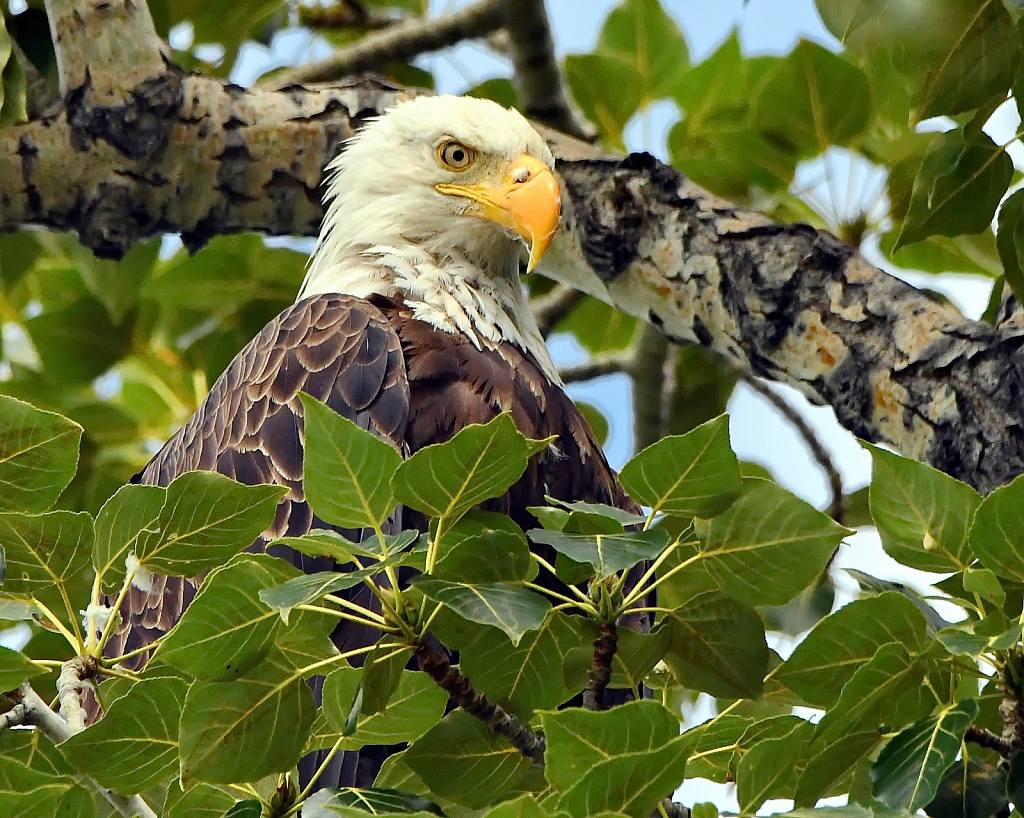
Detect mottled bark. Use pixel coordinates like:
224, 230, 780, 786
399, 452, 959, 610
3, 67, 1023, 492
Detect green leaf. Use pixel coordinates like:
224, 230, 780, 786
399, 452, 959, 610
963, 566, 1006, 606
179, 649, 316, 784
411, 579, 549, 645
434, 512, 534, 583
915, 0, 1020, 119
527, 528, 668, 578
998, 188, 1024, 308
563, 622, 670, 695
259, 549, 418, 622
793, 730, 884, 809
925, 758, 1007, 818
153, 554, 299, 680
0, 510, 93, 625
681, 714, 754, 783
26, 296, 132, 385
359, 645, 414, 718
659, 592, 768, 699
300, 393, 403, 529
553, 733, 693, 818
480, 795, 551, 818
697, 479, 848, 606
545, 499, 646, 527
563, 54, 642, 146
755, 41, 872, 154
163, 781, 239, 818
274, 530, 418, 564
0, 645, 46, 692
223, 801, 262, 818
303, 788, 442, 817
970, 472, 1024, 581
392, 414, 551, 534
0, 396, 82, 514
59, 676, 188, 792
618, 416, 740, 519
136, 471, 286, 576
0, 755, 95, 818
459, 613, 585, 716
93, 483, 165, 593
810, 643, 925, 749
774, 592, 929, 708
871, 700, 979, 811
317, 668, 448, 748
404, 710, 532, 809
597, 0, 690, 99
868, 444, 981, 571
539, 700, 681, 791
879, 227, 1002, 278
737, 722, 815, 813
895, 129, 1013, 250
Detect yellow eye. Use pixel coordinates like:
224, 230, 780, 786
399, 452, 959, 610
438, 140, 475, 171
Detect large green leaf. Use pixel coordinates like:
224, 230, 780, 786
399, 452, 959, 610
895, 129, 1013, 250
0, 756, 94, 818
871, 700, 979, 812
178, 650, 316, 784
659, 592, 768, 699
564, 54, 642, 146
154, 554, 299, 680
0, 396, 81, 514
59, 676, 189, 792
996, 187, 1024, 303
163, 781, 240, 818
774, 592, 929, 707
553, 734, 693, 818
136, 471, 286, 576
392, 414, 550, 534
539, 700, 681, 791
527, 528, 668, 578
434, 512, 534, 584
92, 483, 165, 593
809, 643, 925, 750
26, 296, 133, 385
0, 510, 93, 625
697, 479, 848, 606
970, 472, 1024, 581
411, 578, 549, 645
303, 788, 442, 817
868, 445, 980, 571
755, 41, 872, 155
618, 416, 740, 519
458, 613, 585, 716
0, 645, 46, 692
300, 393, 403, 530
736, 722, 815, 813
793, 730, 884, 809
316, 667, 447, 748
924, 758, 1007, 818
404, 710, 533, 809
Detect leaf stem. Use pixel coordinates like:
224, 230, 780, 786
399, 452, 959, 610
531, 553, 594, 605
619, 537, 694, 610
289, 735, 347, 813
621, 552, 701, 610
296, 603, 395, 632
93, 569, 138, 659
522, 582, 598, 615
32, 599, 82, 652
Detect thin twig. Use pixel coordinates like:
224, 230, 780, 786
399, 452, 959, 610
582, 621, 617, 711
965, 724, 1017, 757
57, 655, 96, 734
298, 1, 397, 31
743, 376, 845, 525
531, 283, 587, 337
5, 684, 157, 818
0, 700, 28, 732
415, 637, 545, 764
559, 352, 632, 384
630, 325, 671, 451
499, 0, 594, 139
268, 0, 504, 87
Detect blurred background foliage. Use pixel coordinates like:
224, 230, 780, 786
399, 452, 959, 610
0, 0, 1022, 598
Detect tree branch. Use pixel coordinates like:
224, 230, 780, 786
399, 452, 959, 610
499, 0, 593, 140
559, 352, 632, 384
742, 377, 845, 524
582, 621, 617, 710
415, 638, 545, 764
3, 71, 1024, 493
629, 325, 671, 451
297, 1, 397, 31
57, 655, 95, 734
267, 0, 504, 88
4, 683, 157, 818
531, 282, 587, 337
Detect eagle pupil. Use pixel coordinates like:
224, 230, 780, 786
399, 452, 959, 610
452, 149, 465, 162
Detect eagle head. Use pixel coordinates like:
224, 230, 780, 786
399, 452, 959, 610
304, 95, 561, 297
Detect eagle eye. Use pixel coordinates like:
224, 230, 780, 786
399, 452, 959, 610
438, 140, 475, 171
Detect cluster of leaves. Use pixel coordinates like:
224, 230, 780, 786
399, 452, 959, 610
1, 382, 1023, 818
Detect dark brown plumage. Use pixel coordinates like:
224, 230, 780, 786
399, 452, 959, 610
102, 291, 638, 788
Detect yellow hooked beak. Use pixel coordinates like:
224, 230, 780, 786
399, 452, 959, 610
436, 154, 561, 272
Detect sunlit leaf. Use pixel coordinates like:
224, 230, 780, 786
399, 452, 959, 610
0, 396, 81, 514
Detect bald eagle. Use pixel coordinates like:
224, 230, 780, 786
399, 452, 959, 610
106, 95, 639, 788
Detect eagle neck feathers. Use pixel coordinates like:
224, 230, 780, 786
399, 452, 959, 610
299, 243, 561, 385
